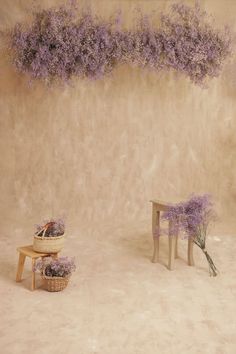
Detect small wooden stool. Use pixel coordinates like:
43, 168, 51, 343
16, 245, 59, 291
150, 200, 194, 270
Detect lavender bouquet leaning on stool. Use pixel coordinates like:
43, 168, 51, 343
162, 194, 218, 277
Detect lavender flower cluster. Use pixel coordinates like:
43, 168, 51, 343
11, 6, 126, 82
162, 194, 214, 237
35, 218, 65, 237
159, 3, 232, 84
34, 256, 76, 277
10, 2, 232, 85
162, 194, 218, 276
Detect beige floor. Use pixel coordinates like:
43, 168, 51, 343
1, 220, 236, 354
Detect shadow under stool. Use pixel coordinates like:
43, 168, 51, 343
150, 200, 194, 270
16, 245, 59, 290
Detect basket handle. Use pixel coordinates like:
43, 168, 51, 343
42, 227, 47, 238
35, 226, 48, 237
42, 222, 55, 238
35, 223, 50, 238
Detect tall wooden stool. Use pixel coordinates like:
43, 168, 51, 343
150, 200, 194, 270
16, 245, 59, 291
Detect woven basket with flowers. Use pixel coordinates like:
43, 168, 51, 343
34, 256, 76, 292
33, 218, 65, 253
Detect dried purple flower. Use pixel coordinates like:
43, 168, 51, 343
160, 2, 232, 84
129, 12, 165, 70
162, 194, 218, 276
11, 5, 127, 82
9, 2, 233, 85
34, 256, 76, 277
35, 218, 65, 237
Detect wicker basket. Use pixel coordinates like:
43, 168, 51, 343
33, 228, 65, 253
42, 274, 70, 292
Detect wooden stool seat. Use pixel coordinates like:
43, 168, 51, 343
16, 245, 59, 290
150, 199, 194, 270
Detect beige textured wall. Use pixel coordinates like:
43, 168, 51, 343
0, 0, 236, 238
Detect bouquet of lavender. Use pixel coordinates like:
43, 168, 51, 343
34, 256, 76, 278
162, 194, 218, 276
35, 218, 65, 237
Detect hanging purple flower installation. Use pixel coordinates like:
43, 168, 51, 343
10, 2, 233, 85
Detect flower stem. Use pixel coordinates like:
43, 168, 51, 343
203, 250, 218, 277
193, 240, 218, 276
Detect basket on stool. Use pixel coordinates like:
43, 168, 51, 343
33, 222, 65, 254
33, 234, 65, 254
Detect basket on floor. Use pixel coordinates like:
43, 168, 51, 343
42, 274, 70, 292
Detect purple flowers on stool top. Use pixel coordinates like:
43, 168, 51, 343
163, 194, 214, 236
162, 194, 218, 276
9, 1, 232, 85
34, 256, 76, 278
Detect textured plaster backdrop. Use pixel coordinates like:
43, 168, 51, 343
1, 2, 236, 354
0, 0, 236, 238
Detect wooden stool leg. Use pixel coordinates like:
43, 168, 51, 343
152, 237, 160, 263
188, 237, 194, 266
175, 234, 178, 259
31, 258, 36, 291
16, 253, 26, 282
168, 221, 176, 270
152, 208, 160, 263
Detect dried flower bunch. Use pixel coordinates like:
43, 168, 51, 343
35, 218, 65, 237
129, 12, 166, 71
34, 256, 76, 278
11, 5, 126, 82
159, 2, 232, 84
10, 2, 232, 85
162, 194, 218, 276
